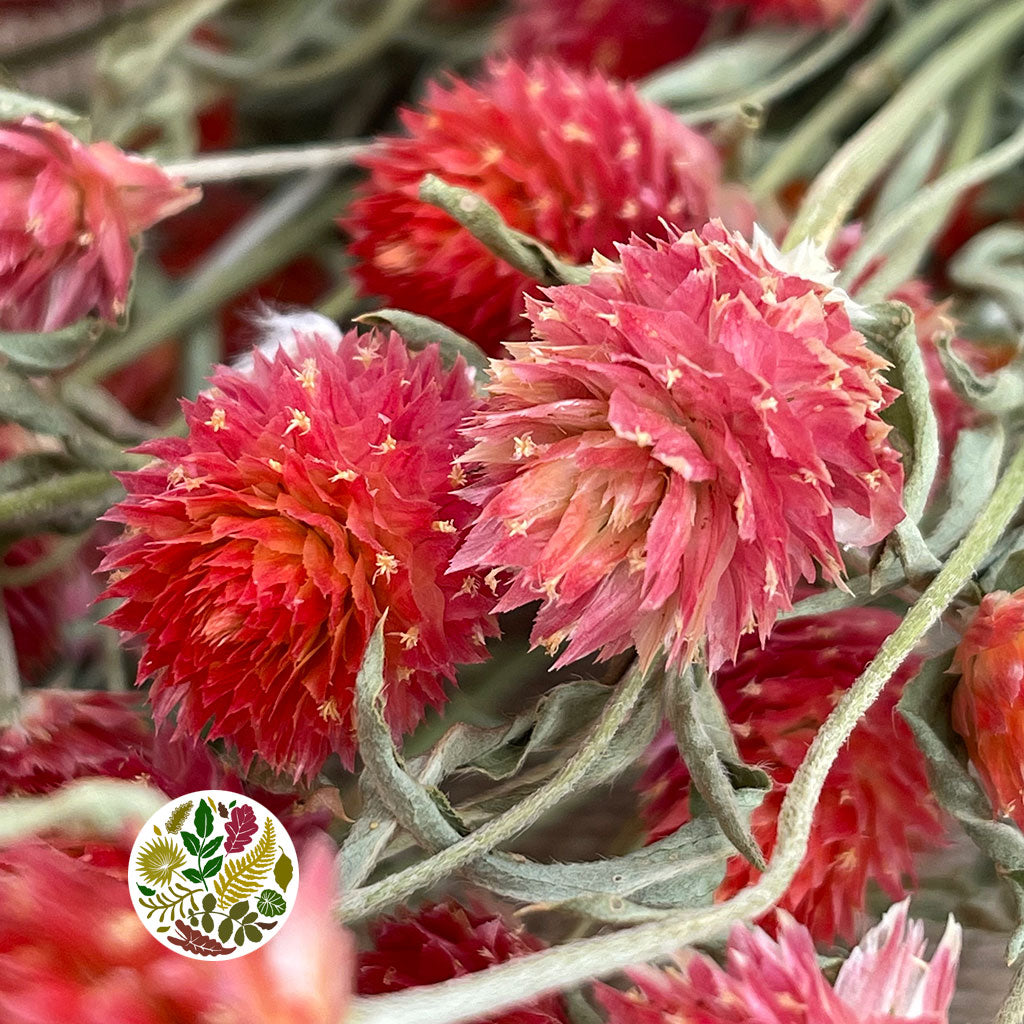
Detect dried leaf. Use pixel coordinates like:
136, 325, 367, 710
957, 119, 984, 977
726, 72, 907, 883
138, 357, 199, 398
224, 805, 258, 853
167, 920, 236, 957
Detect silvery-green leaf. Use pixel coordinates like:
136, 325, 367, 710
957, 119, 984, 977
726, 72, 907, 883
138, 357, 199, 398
0, 319, 103, 374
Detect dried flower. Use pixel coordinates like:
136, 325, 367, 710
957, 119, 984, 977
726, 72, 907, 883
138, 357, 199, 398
598, 900, 961, 1024
101, 329, 496, 779
0, 117, 198, 332
345, 60, 750, 353
952, 587, 1024, 828
641, 609, 945, 942
497, 0, 711, 81
454, 223, 904, 672
359, 900, 569, 1024
0, 689, 150, 797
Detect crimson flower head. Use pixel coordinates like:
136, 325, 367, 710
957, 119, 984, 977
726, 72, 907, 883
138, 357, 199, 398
598, 900, 961, 1024
101, 329, 497, 779
345, 59, 750, 353
641, 609, 945, 942
359, 900, 569, 1024
497, 0, 711, 81
952, 588, 1024, 828
0, 117, 198, 332
454, 223, 904, 672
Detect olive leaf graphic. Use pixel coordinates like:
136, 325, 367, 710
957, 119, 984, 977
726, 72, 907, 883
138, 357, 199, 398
164, 800, 193, 835
136, 836, 187, 887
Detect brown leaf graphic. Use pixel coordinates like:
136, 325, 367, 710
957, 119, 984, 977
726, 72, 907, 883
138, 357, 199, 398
167, 920, 236, 957
223, 804, 258, 853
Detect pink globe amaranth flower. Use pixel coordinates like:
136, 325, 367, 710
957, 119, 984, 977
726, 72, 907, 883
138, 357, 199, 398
0, 117, 199, 332
344, 59, 752, 354
0, 689, 150, 797
497, 0, 711, 81
952, 588, 1024, 828
101, 329, 497, 779
0, 836, 354, 1024
641, 609, 945, 942
453, 223, 905, 672
358, 900, 569, 1024
597, 900, 961, 1024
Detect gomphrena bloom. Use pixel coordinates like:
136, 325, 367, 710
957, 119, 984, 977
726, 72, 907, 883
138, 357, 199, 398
359, 900, 569, 1024
598, 900, 961, 1024
497, 0, 710, 81
0, 689, 149, 797
0, 837, 352, 1024
101, 329, 496, 779
454, 223, 904, 672
0, 117, 199, 332
952, 588, 1024, 828
641, 609, 945, 942
345, 59, 748, 354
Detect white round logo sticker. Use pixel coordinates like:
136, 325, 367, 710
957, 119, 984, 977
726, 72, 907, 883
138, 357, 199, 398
129, 790, 298, 960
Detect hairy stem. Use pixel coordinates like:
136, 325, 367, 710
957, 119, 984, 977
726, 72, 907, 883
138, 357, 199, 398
347, 442, 1024, 1024
162, 140, 373, 183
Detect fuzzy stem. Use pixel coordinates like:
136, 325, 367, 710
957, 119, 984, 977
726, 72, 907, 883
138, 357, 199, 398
997, 964, 1024, 1024
783, 0, 1024, 250
0, 470, 120, 529
161, 140, 373, 183
347, 442, 1024, 1024
0, 600, 20, 726
0, 779, 166, 847
340, 659, 649, 923
842, 117, 1024, 297
752, 0, 995, 199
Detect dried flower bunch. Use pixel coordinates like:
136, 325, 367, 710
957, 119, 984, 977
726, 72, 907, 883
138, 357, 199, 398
3, 2, 1024, 1023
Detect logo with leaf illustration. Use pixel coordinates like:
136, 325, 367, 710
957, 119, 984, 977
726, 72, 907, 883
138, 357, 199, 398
128, 789, 298, 960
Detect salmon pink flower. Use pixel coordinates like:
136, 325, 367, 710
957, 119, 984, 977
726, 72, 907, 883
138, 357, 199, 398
952, 588, 1024, 828
497, 0, 711, 81
641, 609, 945, 942
454, 223, 904, 672
359, 900, 569, 1024
101, 329, 496, 779
345, 60, 750, 354
0, 117, 199, 332
598, 900, 961, 1024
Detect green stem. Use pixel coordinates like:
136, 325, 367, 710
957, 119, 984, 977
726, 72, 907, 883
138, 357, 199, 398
783, 0, 1024, 250
67, 184, 349, 385
341, 659, 650, 923
0, 600, 19, 727
843, 116, 1024, 297
0, 471, 120, 530
347, 443, 1024, 1024
161, 141, 373, 184
753, 0, 993, 199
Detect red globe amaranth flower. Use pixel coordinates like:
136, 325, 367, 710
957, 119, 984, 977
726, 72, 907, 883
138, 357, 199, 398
0, 118, 199, 331
598, 901, 961, 1024
497, 0, 711, 81
454, 223, 904, 672
359, 901, 569, 1024
0, 836, 353, 1024
0, 690, 149, 797
952, 588, 1024, 828
101, 329, 496, 779
345, 59, 751, 354
641, 609, 944, 942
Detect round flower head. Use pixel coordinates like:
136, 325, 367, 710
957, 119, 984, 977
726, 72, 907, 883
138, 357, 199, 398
345, 59, 749, 354
0, 117, 198, 331
497, 0, 711, 81
454, 222, 904, 672
359, 900, 569, 1024
597, 900, 961, 1024
952, 588, 1024, 827
641, 609, 944, 942
0, 690, 149, 797
101, 329, 496, 779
